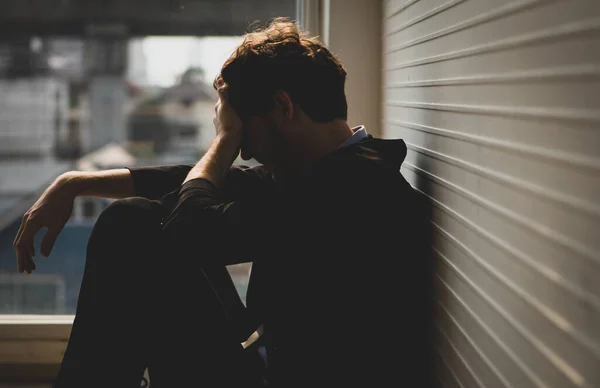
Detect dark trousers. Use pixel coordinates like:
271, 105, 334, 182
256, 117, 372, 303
53, 197, 263, 388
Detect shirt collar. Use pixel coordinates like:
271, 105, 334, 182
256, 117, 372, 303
338, 125, 368, 149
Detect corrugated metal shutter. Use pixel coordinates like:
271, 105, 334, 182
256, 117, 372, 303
382, 1, 600, 387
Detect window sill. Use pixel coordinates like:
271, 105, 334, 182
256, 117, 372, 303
0, 315, 259, 382
0, 315, 73, 381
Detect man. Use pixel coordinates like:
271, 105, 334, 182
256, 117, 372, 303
14, 18, 431, 388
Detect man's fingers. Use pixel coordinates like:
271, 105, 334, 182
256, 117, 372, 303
26, 244, 36, 274
13, 214, 29, 249
216, 83, 229, 100
16, 246, 33, 274
16, 247, 24, 273
26, 243, 36, 273
14, 214, 31, 273
14, 215, 40, 274
41, 227, 62, 258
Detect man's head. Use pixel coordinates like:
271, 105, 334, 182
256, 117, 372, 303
215, 18, 348, 170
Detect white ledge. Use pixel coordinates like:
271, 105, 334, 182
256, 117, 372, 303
0, 315, 74, 325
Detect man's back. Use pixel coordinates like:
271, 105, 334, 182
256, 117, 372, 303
243, 136, 432, 386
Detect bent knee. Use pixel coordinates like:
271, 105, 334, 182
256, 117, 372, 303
87, 197, 165, 270
94, 197, 164, 232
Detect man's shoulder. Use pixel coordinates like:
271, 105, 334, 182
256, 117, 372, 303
222, 164, 275, 200
229, 164, 273, 183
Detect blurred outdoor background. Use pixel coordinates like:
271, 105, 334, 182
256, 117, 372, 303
0, 1, 297, 314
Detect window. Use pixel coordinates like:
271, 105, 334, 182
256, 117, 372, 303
0, 0, 298, 380
0, 274, 66, 314
81, 198, 97, 219
71, 197, 111, 223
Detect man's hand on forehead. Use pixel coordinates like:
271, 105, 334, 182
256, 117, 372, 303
213, 75, 226, 91
213, 81, 243, 142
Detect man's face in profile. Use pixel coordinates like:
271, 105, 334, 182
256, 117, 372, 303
239, 112, 280, 170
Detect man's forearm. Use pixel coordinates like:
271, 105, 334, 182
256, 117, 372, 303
58, 169, 136, 199
184, 135, 240, 188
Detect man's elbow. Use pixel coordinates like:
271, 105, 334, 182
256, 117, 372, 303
161, 212, 204, 242
160, 210, 218, 253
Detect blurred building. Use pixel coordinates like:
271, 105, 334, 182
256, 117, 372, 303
0, 76, 69, 159
127, 39, 148, 87
0, 0, 295, 320
128, 67, 216, 156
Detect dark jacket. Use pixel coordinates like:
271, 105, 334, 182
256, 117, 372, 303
128, 136, 432, 386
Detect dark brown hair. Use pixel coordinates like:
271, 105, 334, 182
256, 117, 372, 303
216, 17, 347, 122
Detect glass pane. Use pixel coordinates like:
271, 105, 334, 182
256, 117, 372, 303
0, 0, 297, 314
0, 282, 15, 313
20, 281, 64, 314
82, 199, 96, 219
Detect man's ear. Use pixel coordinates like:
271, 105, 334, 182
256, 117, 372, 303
275, 90, 294, 119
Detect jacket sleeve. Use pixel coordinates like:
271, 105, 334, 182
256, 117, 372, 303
160, 177, 267, 266
126, 163, 268, 201
127, 164, 193, 200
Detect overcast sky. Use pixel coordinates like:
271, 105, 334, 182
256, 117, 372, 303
142, 36, 243, 86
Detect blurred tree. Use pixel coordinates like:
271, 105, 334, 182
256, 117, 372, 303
179, 66, 205, 84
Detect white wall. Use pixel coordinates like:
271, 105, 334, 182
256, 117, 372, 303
383, 1, 600, 387
319, 0, 383, 136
